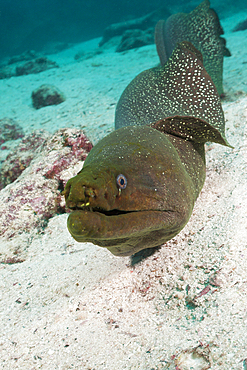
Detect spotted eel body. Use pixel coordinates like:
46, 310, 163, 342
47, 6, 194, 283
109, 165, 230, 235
154, 0, 231, 96
63, 3, 232, 256
64, 40, 231, 256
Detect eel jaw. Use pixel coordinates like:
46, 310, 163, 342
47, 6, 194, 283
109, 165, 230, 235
66, 208, 139, 245
66, 208, 182, 257
67, 203, 131, 216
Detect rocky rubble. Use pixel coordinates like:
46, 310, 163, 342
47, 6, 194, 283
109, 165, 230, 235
31, 84, 65, 109
0, 118, 24, 145
0, 128, 92, 239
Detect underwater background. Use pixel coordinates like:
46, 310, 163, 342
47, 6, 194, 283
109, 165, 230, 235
0, 0, 246, 59
0, 0, 247, 369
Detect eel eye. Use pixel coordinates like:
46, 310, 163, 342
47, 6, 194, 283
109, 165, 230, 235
116, 174, 127, 189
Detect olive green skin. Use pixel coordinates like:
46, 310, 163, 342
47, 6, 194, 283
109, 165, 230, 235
64, 40, 231, 256
64, 125, 205, 256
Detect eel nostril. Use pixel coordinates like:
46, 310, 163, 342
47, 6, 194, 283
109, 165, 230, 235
85, 187, 96, 198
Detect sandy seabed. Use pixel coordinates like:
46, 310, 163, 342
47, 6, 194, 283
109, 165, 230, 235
0, 11, 247, 370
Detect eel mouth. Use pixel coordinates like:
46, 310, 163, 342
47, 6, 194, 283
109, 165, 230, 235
68, 204, 134, 217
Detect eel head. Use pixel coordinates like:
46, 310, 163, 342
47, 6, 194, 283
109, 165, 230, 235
64, 125, 195, 256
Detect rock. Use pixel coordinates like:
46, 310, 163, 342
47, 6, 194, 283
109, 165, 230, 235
99, 7, 170, 47
232, 19, 247, 32
31, 84, 65, 109
0, 55, 59, 80
116, 28, 154, 52
74, 49, 103, 61
0, 65, 15, 80
0, 131, 49, 190
7, 50, 38, 65
0, 118, 24, 144
15, 57, 58, 76
0, 128, 93, 239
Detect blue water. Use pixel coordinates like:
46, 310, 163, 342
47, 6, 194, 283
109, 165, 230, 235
0, 0, 246, 60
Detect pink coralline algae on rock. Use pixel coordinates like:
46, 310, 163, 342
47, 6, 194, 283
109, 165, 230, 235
31, 84, 65, 109
0, 128, 92, 239
0, 117, 24, 144
0, 131, 49, 190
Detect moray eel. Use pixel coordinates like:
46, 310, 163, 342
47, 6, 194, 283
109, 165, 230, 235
64, 40, 232, 257
154, 0, 231, 96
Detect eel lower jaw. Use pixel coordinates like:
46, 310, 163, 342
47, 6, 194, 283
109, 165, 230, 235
67, 208, 180, 256
67, 208, 141, 244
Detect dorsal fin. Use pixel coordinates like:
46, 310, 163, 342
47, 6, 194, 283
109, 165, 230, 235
115, 41, 231, 147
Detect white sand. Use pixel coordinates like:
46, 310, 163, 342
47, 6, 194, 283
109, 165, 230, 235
0, 11, 247, 370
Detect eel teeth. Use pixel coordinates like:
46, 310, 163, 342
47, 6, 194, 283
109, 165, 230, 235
77, 202, 85, 208
76, 201, 91, 209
